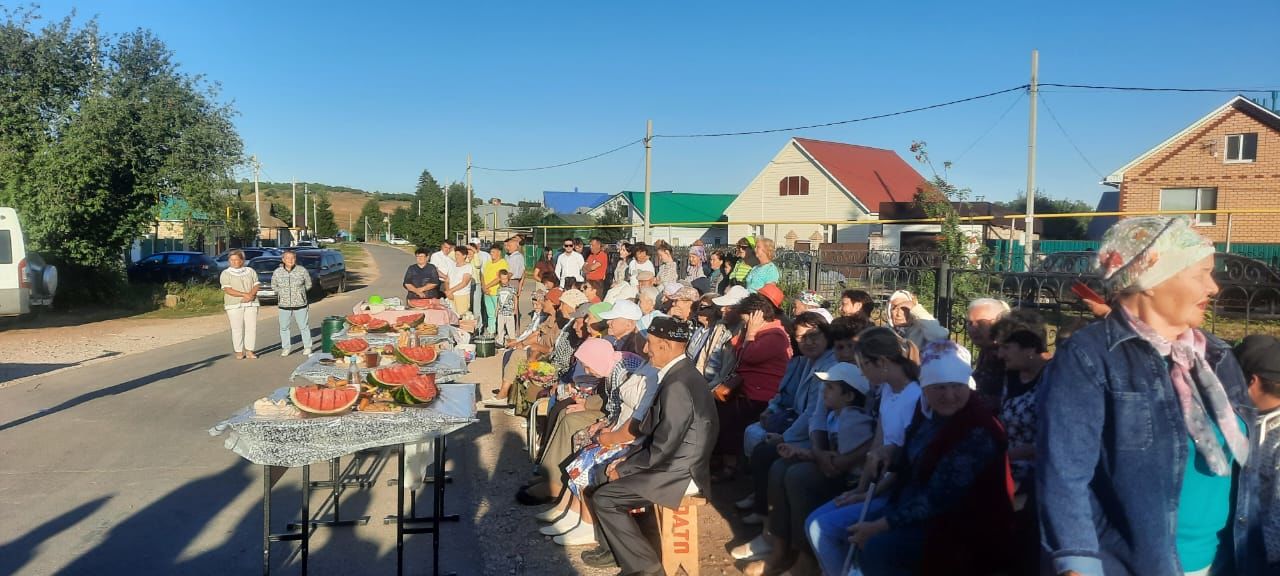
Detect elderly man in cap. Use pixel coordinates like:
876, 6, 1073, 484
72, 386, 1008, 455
600, 299, 647, 357
664, 284, 701, 321
583, 317, 718, 574
1235, 334, 1280, 573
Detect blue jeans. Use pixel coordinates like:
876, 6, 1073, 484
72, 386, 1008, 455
805, 497, 888, 576
278, 307, 312, 352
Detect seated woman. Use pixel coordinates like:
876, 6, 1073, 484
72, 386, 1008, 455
486, 287, 566, 407
536, 338, 656, 546
991, 310, 1049, 575
806, 341, 1014, 576
711, 293, 791, 481
739, 361, 876, 576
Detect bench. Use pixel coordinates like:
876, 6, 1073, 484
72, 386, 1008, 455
655, 494, 706, 576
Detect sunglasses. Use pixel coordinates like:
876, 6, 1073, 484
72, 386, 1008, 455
563, 244, 573, 248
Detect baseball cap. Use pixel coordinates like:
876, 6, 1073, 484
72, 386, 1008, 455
1234, 334, 1280, 382
588, 302, 613, 321
712, 285, 750, 306
603, 283, 638, 304
599, 299, 643, 321
757, 283, 785, 309
815, 362, 871, 395
560, 289, 589, 309
570, 301, 593, 319
636, 270, 655, 282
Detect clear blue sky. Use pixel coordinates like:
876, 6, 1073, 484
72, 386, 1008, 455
34, 1, 1280, 206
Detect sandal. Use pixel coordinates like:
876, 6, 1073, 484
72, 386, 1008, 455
245, 351, 258, 359
235, 352, 245, 360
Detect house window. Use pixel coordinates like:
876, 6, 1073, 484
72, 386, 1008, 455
778, 176, 810, 196
1160, 187, 1217, 225
1225, 133, 1258, 163
823, 225, 836, 243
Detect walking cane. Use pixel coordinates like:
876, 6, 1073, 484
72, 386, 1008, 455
840, 481, 878, 576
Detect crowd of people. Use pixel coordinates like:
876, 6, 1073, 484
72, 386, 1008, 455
406, 217, 1279, 576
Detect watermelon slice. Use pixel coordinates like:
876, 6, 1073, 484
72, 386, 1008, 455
367, 364, 420, 387
367, 318, 392, 333
332, 338, 369, 358
393, 374, 438, 405
407, 299, 432, 309
394, 312, 425, 328
346, 313, 372, 327
289, 385, 359, 415
394, 345, 438, 366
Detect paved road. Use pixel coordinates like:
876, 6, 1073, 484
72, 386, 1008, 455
0, 244, 492, 575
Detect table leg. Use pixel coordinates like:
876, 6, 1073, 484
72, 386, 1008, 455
301, 463, 310, 576
263, 465, 271, 576
396, 444, 405, 576
288, 457, 370, 531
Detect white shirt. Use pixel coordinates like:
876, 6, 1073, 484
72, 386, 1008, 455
628, 259, 655, 287
878, 381, 922, 447
430, 251, 454, 278
446, 259, 472, 291
555, 251, 585, 286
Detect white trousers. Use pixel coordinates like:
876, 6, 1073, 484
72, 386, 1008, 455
226, 306, 259, 353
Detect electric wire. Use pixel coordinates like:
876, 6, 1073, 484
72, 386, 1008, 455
472, 138, 644, 172
955, 91, 1025, 162
1039, 93, 1105, 179
1039, 83, 1280, 94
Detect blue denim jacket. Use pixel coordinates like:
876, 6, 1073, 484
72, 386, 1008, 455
1037, 312, 1257, 576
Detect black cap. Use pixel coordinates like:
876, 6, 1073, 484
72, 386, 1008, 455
647, 316, 693, 343
1234, 334, 1280, 382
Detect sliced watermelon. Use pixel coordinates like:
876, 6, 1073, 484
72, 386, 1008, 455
367, 364, 419, 387
407, 299, 432, 309
393, 374, 438, 405
346, 313, 372, 327
394, 345, 438, 366
395, 312, 425, 327
289, 385, 359, 415
332, 338, 369, 358
366, 318, 392, 333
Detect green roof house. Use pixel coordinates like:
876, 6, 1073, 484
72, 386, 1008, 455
589, 191, 736, 246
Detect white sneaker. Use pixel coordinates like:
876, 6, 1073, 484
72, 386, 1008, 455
734, 494, 756, 511
481, 397, 510, 407
535, 506, 567, 523
552, 522, 596, 546
741, 512, 766, 525
303, 348, 313, 356
280, 348, 291, 357
730, 534, 773, 561
539, 511, 580, 536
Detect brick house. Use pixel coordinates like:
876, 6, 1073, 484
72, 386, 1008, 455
1103, 96, 1280, 244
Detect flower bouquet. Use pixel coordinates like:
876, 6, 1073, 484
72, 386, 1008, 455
512, 361, 557, 417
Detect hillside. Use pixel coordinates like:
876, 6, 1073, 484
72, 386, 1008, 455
241, 181, 412, 232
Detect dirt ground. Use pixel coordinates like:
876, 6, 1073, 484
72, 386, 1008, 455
0, 246, 380, 387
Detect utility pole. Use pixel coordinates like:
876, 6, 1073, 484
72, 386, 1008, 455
291, 180, 297, 229
348, 212, 352, 240
364, 216, 369, 243
444, 183, 450, 242
466, 155, 473, 242
303, 184, 310, 234
251, 155, 261, 242
1023, 49, 1039, 270
644, 120, 653, 243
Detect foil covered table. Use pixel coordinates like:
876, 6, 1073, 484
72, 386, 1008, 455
289, 350, 468, 387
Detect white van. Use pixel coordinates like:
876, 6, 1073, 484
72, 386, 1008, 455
0, 208, 58, 317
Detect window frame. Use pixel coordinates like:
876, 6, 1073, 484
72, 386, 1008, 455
1224, 133, 1257, 163
778, 176, 810, 196
1159, 187, 1218, 226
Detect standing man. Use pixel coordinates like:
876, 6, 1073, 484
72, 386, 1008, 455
584, 237, 609, 295
470, 238, 490, 324
272, 249, 313, 356
504, 235, 526, 324
555, 238, 585, 288
404, 247, 441, 300
585, 317, 718, 574
430, 240, 455, 282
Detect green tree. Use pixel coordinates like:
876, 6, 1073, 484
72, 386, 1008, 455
390, 206, 414, 241
996, 193, 1095, 240
592, 202, 631, 243
910, 141, 974, 267
357, 198, 385, 241
314, 193, 338, 238
271, 201, 293, 229
225, 199, 258, 246
509, 205, 549, 228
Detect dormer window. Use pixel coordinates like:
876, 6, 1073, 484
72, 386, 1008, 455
1225, 133, 1257, 163
779, 176, 809, 196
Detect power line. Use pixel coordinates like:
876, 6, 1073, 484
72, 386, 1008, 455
472, 138, 644, 172
652, 85, 1029, 138
1039, 93, 1104, 179
955, 91, 1025, 162
1040, 83, 1280, 94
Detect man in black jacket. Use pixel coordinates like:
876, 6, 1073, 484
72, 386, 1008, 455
584, 317, 718, 575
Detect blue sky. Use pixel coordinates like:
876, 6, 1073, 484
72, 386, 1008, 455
33, 1, 1280, 205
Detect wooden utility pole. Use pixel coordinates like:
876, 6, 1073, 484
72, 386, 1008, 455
466, 155, 473, 242
1023, 50, 1039, 269
444, 182, 450, 243
304, 183, 310, 232
251, 155, 261, 237
644, 120, 653, 243
291, 180, 297, 229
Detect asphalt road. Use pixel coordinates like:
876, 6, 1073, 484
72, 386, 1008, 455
0, 244, 492, 576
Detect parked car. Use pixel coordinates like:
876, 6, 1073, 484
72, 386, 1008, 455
317, 237, 336, 244
213, 247, 281, 271
249, 249, 346, 303
388, 237, 410, 245
126, 251, 218, 284
0, 207, 58, 317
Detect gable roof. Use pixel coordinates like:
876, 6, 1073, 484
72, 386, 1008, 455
159, 197, 215, 221
616, 191, 736, 224
1104, 96, 1280, 186
791, 137, 928, 214
543, 190, 611, 214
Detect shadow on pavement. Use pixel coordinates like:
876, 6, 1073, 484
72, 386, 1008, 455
0, 496, 112, 575
0, 354, 223, 433
0, 352, 121, 383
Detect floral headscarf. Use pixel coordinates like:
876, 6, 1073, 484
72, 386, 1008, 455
1098, 216, 1215, 293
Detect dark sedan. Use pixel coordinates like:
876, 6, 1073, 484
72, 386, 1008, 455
127, 251, 218, 284
249, 250, 346, 303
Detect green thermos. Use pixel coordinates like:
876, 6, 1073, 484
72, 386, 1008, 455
321, 316, 346, 354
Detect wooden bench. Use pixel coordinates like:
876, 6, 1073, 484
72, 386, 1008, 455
655, 494, 706, 576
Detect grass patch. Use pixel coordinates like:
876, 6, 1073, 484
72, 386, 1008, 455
137, 281, 227, 319
337, 242, 369, 269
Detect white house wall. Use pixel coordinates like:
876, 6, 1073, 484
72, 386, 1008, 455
725, 140, 872, 248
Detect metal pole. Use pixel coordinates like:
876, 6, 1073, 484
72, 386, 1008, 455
644, 120, 653, 243
252, 155, 261, 241
1225, 212, 1234, 252
466, 155, 473, 243
444, 182, 450, 243
292, 180, 297, 229
1023, 50, 1039, 270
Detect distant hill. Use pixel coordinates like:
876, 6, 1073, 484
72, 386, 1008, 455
238, 181, 412, 232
